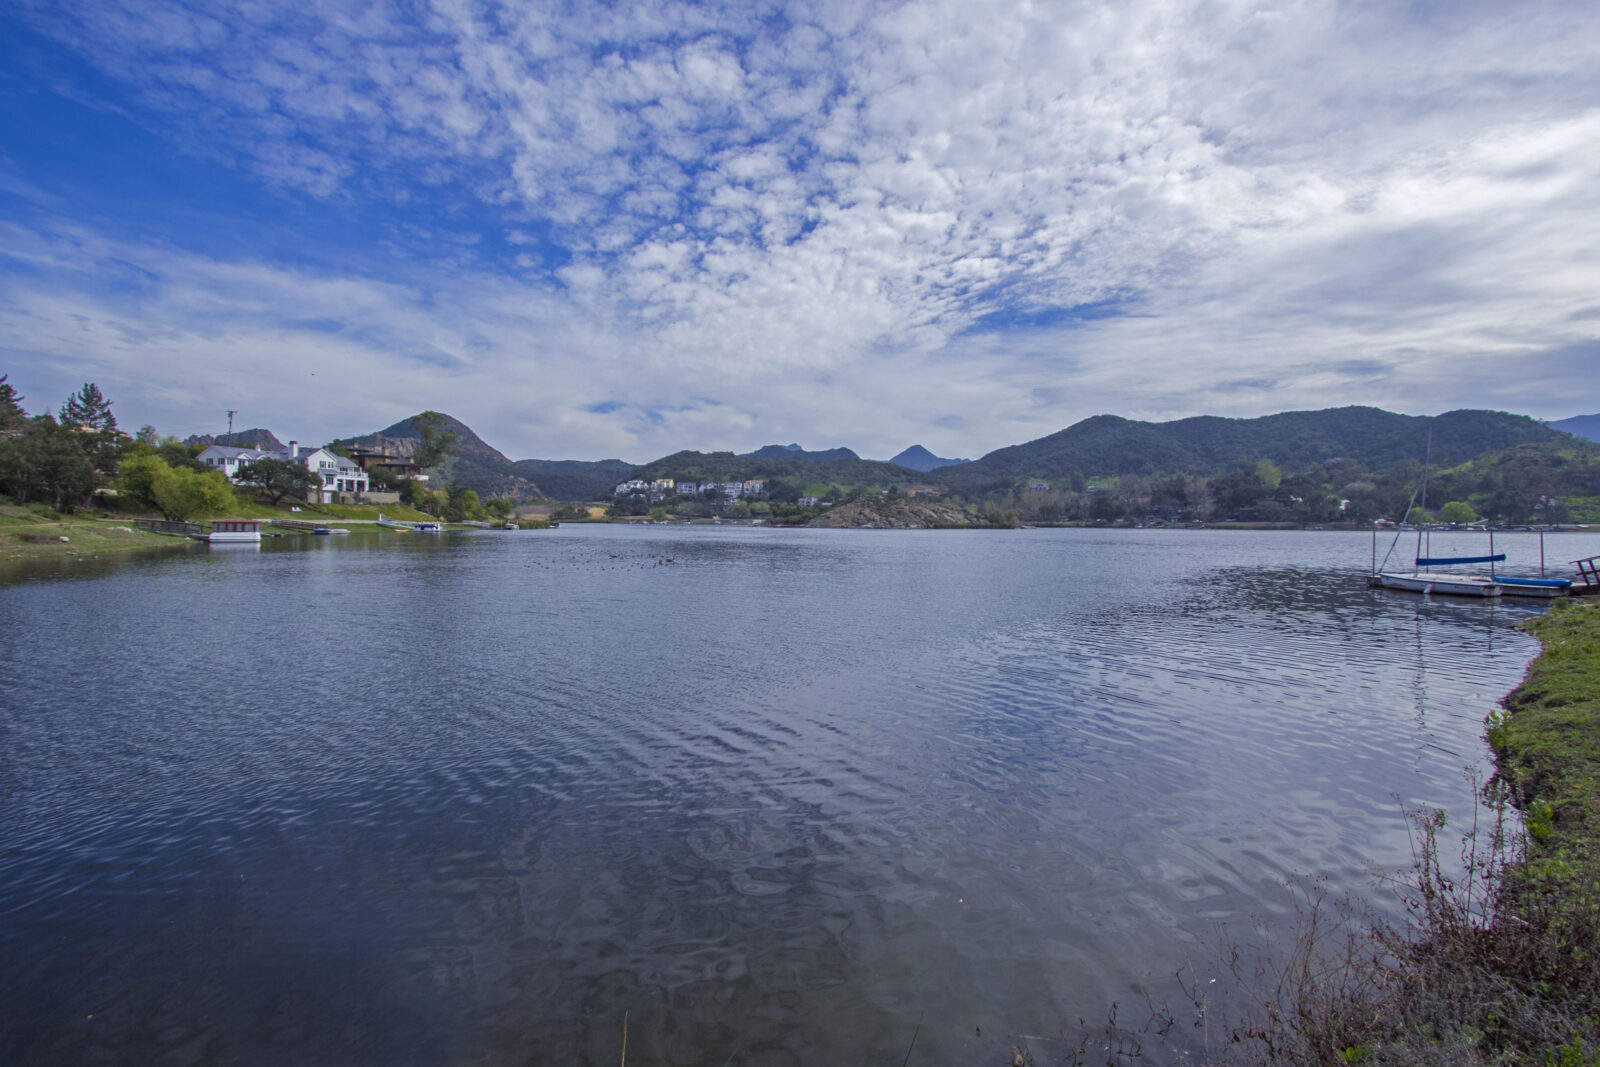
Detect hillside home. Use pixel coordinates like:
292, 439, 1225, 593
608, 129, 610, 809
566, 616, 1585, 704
198, 441, 370, 503
346, 446, 427, 481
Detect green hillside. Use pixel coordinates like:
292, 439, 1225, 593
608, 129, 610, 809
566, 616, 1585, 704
633, 450, 915, 489
510, 458, 636, 501
942, 407, 1565, 490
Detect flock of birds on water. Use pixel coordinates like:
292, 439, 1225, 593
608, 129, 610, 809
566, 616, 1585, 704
519, 551, 679, 572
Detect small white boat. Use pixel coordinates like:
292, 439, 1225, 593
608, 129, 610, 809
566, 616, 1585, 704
1376, 571, 1502, 597
312, 527, 350, 536
198, 519, 263, 544
414, 522, 442, 533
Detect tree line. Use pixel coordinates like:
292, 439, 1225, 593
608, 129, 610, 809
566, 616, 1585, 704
982, 446, 1600, 526
0, 379, 513, 522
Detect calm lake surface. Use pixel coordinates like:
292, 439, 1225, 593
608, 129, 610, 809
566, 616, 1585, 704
3, 526, 1595, 1065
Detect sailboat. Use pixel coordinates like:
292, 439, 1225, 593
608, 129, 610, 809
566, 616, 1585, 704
1373, 432, 1503, 597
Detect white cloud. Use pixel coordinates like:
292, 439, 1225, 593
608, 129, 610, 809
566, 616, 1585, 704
3, 0, 1598, 462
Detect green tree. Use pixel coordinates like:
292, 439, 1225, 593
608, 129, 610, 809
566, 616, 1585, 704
1088, 491, 1124, 522
234, 457, 319, 505
365, 464, 401, 491
119, 454, 236, 520
118, 454, 173, 512
136, 424, 160, 447
443, 484, 480, 521
1254, 458, 1283, 490
156, 436, 206, 472
60, 382, 117, 432
158, 467, 236, 521
57, 382, 126, 476
1439, 500, 1477, 525
0, 416, 97, 509
0, 373, 26, 432
1211, 468, 1268, 517
411, 411, 458, 469
484, 498, 513, 520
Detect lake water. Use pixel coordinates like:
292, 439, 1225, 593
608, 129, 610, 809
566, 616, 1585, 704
3, 525, 1593, 1065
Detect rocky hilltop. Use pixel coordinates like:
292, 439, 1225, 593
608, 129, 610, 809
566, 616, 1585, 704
807, 495, 1011, 529
184, 428, 284, 450
339, 413, 543, 501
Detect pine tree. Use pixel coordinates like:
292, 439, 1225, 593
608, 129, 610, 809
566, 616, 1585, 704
60, 382, 117, 432
0, 374, 25, 432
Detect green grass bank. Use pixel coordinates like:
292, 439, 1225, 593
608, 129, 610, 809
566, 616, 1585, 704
0, 504, 190, 561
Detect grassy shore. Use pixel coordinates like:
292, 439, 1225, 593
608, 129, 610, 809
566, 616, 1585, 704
0, 499, 452, 563
0, 504, 194, 561
196, 499, 436, 522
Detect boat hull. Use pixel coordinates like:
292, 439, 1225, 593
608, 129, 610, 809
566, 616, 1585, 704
1376, 572, 1502, 597
1497, 577, 1571, 598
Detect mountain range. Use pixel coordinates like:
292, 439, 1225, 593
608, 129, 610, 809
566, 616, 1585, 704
936, 406, 1565, 491
321, 405, 1591, 502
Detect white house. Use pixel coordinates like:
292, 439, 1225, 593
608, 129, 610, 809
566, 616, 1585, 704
198, 441, 370, 503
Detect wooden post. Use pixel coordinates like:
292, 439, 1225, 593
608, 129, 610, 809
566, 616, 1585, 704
1540, 529, 1546, 578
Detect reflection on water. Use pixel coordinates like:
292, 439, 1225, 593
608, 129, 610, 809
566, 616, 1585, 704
2, 527, 1592, 1065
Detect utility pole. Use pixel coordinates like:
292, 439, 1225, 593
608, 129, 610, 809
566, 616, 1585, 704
226, 410, 237, 434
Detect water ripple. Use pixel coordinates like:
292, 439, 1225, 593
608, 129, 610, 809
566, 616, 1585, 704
3, 527, 1591, 1064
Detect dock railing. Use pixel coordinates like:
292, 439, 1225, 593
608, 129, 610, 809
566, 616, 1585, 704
1574, 555, 1600, 588
133, 518, 208, 537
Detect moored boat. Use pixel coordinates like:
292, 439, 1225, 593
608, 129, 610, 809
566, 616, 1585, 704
1375, 571, 1502, 597
197, 519, 263, 544
1496, 576, 1572, 598
1371, 433, 1508, 598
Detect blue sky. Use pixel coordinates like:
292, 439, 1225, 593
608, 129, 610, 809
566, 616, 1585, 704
1, 0, 1596, 462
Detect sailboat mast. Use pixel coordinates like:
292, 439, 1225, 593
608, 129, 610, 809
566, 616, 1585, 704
1415, 430, 1432, 575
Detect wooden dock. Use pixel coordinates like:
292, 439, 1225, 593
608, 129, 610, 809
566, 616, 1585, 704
1572, 555, 1600, 596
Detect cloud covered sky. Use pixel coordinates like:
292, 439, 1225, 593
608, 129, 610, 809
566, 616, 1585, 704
1, 0, 1596, 461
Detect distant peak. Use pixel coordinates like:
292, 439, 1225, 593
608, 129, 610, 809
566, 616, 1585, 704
889, 444, 970, 472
